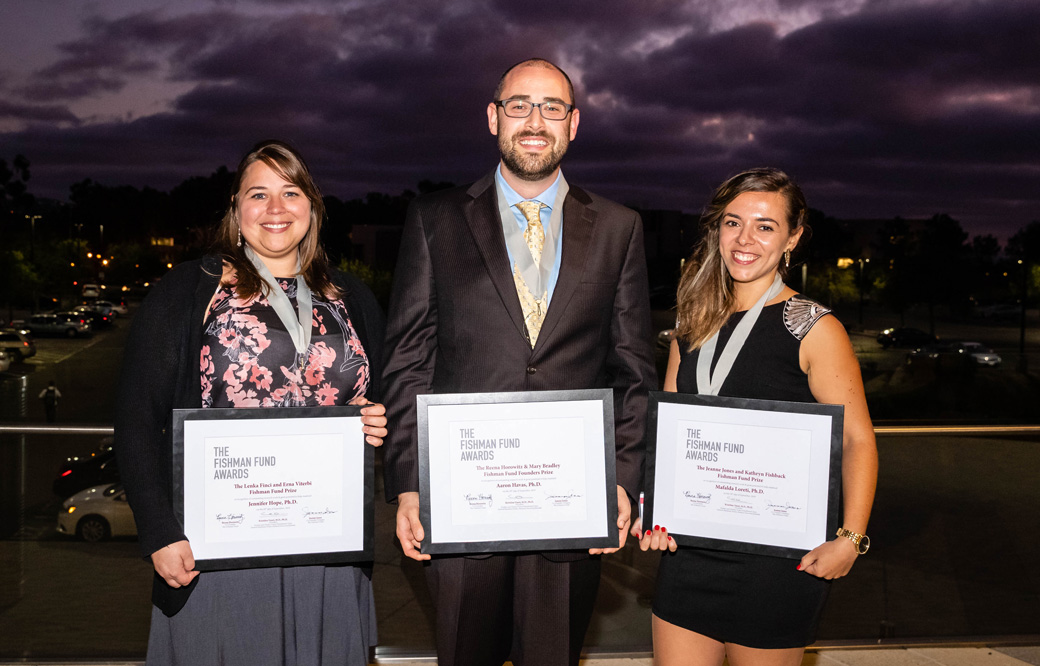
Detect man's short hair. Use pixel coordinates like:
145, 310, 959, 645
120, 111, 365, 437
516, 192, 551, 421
493, 58, 576, 107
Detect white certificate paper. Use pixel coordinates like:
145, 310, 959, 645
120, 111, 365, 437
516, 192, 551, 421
175, 407, 368, 567
646, 393, 842, 557
418, 390, 617, 554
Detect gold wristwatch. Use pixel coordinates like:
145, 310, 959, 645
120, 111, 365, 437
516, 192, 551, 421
836, 528, 870, 554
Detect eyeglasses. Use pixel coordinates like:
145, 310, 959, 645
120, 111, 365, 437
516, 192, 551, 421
495, 99, 575, 121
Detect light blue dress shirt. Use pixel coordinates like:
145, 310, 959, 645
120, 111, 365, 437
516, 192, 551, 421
495, 164, 565, 302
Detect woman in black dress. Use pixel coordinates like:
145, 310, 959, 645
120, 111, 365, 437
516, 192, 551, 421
115, 140, 388, 665
636, 168, 877, 665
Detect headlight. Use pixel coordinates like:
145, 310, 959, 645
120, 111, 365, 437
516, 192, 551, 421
67, 506, 76, 514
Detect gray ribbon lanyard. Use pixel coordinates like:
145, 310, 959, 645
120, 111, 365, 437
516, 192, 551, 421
696, 273, 785, 396
497, 176, 569, 301
244, 246, 312, 356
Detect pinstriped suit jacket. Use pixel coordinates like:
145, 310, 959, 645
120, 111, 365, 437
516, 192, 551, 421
382, 170, 656, 539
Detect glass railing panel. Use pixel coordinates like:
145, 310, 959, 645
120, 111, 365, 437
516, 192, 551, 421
2, 427, 1038, 660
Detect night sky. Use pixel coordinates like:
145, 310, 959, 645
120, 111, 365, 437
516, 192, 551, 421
2, 0, 1038, 242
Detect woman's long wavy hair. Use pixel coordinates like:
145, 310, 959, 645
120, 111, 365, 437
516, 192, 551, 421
216, 139, 340, 301
675, 168, 809, 350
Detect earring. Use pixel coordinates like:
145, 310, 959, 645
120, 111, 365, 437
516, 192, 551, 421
237, 227, 242, 248
784, 249, 791, 269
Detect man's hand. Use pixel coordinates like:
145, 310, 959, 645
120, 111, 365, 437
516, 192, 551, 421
590, 486, 631, 555
395, 491, 431, 561
151, 540, 199, 588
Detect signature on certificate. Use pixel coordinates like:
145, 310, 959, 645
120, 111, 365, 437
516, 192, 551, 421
766, 502, 803, 513
544, 490, 583, 507
464, 493, 493, 508
683, 491, 712, 505
304, 507, 338, 523
215, 513, 245, 526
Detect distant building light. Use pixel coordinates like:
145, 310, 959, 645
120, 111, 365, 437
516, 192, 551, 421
151, 237, 175, 247
837, 258, 854, 269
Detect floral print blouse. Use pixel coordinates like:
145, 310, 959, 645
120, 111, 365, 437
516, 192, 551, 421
200, 278, 370, 408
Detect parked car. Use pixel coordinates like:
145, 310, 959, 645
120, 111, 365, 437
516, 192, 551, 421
81, 283, 101, 299
877, 327, 936, 349
57, 483, 136, 542
95, 299, 127, 316
53, 438, 120, 498
71, 305, 114, 329
974, 303, 1022, 320
0, 328, 36, 362
25, 313, 92, 338
657, 328, 676, 351
0, 349, 10, 373
908, 341, 1002, 367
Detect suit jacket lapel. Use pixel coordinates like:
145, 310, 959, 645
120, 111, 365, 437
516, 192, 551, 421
463, 173, 529, 340
534, 187, 595, 352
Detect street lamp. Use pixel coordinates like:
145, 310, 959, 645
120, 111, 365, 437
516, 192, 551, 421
858, 258, 870, 326
24, 214, 42, 262
1018, 259, 1028, 373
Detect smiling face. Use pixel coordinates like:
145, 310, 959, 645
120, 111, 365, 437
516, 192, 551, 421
487, 64, 579, 190
718, 191, 804, 296
235, 160, 312, 276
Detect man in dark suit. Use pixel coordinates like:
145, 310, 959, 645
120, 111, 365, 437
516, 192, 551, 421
382, 57, 656, 666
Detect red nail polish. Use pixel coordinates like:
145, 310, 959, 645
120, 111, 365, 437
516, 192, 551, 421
796, 564, 802, 571
654, 524, 660, 531
668, 536, 673, 541
645, 530, 651, 536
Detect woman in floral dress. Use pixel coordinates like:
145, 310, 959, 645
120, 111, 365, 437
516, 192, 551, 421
115, 140, 388, 665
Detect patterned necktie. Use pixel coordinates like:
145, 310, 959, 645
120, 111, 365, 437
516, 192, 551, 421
513, 201, 548, 347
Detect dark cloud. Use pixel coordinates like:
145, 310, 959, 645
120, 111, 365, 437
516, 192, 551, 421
0, 100, 80, 124
0, 0, 1038, 241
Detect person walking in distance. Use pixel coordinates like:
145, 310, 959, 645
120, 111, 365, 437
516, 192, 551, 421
39, 380, 62, 422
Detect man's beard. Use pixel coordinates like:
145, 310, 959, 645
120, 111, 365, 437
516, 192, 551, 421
499, 131, 568, 182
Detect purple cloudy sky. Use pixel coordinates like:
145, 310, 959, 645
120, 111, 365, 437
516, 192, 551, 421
1, 0, 1038, 241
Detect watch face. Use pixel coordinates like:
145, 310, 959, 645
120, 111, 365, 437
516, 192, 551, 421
858, 535, 871, 554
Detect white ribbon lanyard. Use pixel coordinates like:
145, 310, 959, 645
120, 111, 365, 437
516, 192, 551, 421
696, 273, 785, 395
245, 247, 312, 356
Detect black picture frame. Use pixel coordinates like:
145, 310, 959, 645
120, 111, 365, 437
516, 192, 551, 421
643, 391, 843, 559
417, 389, 618, 555
173, 405, 372, 571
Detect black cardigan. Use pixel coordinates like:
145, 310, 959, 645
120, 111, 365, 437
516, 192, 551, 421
114, 254, 385, 616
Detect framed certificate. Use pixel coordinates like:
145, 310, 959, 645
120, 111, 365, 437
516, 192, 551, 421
417, 389, 618, 555
644, 392, 843, 559
172, 405, 372, 571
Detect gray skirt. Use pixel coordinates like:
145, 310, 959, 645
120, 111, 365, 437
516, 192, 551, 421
146, 565, 376, 666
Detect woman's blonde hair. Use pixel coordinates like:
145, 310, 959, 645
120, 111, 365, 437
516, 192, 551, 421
675, 167, 809, 350
216, 139, 340, 301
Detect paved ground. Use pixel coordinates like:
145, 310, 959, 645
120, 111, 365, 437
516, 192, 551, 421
6, 646, 1040, 665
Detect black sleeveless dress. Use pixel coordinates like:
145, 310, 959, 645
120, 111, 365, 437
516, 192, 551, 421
652, 295, 834, 649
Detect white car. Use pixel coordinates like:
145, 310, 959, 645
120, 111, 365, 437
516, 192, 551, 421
57, 483, 137, 542
959, 342, 1002, 366
81, 283, 101, 299
95, 299, 127, 316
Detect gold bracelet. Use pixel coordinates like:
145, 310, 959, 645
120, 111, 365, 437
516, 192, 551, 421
835, 527, 870, 555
